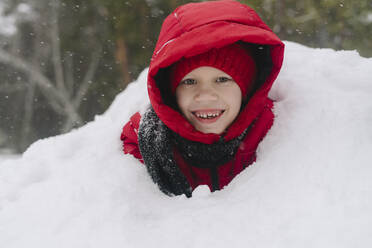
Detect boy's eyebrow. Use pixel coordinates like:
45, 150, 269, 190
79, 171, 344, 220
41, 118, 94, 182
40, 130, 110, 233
182, 74, 196, 79
216, 73, 232, 77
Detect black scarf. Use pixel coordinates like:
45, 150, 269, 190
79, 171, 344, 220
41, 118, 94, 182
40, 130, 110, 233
138, 107, 247, 197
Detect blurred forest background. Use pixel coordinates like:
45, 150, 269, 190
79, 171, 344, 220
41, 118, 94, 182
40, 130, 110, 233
0, 0, 371, 154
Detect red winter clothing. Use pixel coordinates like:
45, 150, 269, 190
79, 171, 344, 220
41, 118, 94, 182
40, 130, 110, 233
121, 0, 284, 196
169, 43, 257, 97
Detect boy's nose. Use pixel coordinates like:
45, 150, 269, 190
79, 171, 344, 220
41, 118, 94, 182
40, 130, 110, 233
194, 83, 218, 102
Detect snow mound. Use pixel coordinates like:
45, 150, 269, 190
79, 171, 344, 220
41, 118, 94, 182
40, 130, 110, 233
1, 41, 372, 247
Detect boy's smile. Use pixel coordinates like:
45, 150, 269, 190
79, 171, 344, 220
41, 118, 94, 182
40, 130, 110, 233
191, 109, 225, 124
175, 66, 242, 134
192, 109, 224, 120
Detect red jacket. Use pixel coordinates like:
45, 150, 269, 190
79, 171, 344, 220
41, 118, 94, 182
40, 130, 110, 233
121, 0, 284, 193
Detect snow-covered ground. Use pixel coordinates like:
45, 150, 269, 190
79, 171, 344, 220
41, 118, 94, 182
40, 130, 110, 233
0, 154, 19, 163
0, 41, 371, 247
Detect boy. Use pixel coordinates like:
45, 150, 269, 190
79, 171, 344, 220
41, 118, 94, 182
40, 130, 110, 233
121, 0, 284, 197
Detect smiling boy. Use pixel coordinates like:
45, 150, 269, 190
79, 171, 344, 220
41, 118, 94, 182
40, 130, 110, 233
121, 0, 284, 197
171, 44, 257, 135
176, 66, 242, 134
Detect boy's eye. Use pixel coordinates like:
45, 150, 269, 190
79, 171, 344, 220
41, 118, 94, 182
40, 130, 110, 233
216, 76, 232, 83
180, 78, 196, 85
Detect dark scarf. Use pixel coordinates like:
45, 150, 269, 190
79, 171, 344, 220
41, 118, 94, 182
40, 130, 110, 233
138, 107, 248, 197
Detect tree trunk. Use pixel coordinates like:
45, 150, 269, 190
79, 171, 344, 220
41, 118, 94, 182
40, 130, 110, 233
116, 36, 131, 88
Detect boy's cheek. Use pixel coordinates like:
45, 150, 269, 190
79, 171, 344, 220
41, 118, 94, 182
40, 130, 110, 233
176, 96, 190, 116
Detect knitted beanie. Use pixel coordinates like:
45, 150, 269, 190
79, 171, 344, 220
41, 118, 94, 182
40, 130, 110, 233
169, 43, 257, 97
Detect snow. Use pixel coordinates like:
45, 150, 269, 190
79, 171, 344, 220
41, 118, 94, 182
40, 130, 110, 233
0, 2, 33, 36
1, 41, 372, 247
0, 154, 19, 163
0, 3, 17, 36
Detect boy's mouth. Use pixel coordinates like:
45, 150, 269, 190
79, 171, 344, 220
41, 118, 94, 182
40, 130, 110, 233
191, 109, 225, 122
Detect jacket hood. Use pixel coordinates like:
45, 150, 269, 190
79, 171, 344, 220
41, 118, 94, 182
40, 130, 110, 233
147, 0, 284, 144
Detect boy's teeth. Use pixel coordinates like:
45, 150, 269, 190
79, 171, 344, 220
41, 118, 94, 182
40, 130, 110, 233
194, 111, 223, 119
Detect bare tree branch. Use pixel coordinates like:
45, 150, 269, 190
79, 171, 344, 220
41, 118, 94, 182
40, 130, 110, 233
51, 0, 67, 94
73, 46, 101, 108
0, 48, 81, 125
20, 81, 36, 151
61, 115, 80, 133
65, 52, 75, 97
0, 84, 25, 93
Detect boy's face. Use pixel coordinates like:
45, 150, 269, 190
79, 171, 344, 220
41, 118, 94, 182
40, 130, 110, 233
175, 66, 242, 134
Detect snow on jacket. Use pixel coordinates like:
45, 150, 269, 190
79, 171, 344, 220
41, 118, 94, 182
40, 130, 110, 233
121, 0, 284, 195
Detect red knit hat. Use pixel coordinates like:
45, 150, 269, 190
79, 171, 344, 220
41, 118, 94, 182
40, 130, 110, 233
169, 43, 257, 97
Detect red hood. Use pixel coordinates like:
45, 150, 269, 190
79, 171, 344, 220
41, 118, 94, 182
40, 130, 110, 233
147, 0, 284, 144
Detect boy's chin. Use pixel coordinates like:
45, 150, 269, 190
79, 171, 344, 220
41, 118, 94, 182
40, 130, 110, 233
195, 125, 225, 135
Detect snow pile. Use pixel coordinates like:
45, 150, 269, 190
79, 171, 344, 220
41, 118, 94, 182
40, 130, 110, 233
0, 3, 32, 36
1, 41, 372, 247
0, 154, 19, 163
